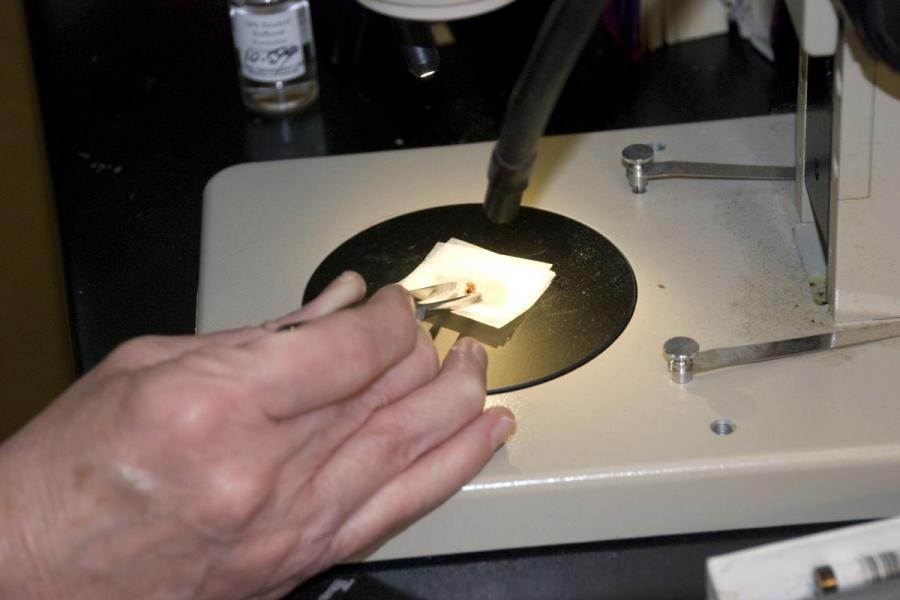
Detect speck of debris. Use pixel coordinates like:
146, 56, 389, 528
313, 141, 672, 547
657, 283, 666, 289
89, 162, 123, 174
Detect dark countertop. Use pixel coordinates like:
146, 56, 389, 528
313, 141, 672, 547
26, 0, 848, 597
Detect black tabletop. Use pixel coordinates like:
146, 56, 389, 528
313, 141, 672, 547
26, 0, 844, 597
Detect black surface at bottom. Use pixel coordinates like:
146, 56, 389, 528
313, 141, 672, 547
289, 521, 863, 600
304, 205, 637, 393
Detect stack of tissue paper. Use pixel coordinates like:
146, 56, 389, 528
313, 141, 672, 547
400, 238, 555, 329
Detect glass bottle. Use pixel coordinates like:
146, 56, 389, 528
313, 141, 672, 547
228, 0, 319, 115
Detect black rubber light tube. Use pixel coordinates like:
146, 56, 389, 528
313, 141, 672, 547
484, 0, 611, 224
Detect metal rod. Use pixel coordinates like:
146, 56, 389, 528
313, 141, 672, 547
622, 144, 794, 193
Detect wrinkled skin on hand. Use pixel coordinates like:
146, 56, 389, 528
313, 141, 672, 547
0, 272, 515, 599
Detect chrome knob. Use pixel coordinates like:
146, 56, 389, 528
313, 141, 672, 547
663, 336, 699, 384
621, 144, 655, 193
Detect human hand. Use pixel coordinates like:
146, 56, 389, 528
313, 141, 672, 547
0, 272, 515, 599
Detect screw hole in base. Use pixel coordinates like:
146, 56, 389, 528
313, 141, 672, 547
710, 419, 736, 436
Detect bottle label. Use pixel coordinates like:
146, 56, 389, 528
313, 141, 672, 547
232, 6, 307, 83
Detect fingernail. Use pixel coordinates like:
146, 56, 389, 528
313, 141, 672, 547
460, 337, 487, 366
332, 270, 363, 291
490, 413, 517, 448
317, 273, 351, 299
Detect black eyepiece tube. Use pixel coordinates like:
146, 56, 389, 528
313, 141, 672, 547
484, 0, 611, 224
391, 19, 441, 79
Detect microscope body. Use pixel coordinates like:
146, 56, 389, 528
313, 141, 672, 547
198, 2, 900, 559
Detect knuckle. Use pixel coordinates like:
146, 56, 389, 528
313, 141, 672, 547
447, 374, 487, 411
340, 323, 384, 374
358, 381, 391, 412
167, 395, 222, 442
192, 466, 274, 533
106, 335, 162, 366
367, 415, 418, 465
122, 342, 264, 444
127, 374, 225, 444
374, 286, 417, 331
378, 284, 411, 307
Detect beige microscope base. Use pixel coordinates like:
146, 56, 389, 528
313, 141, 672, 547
199, 114, 900, 560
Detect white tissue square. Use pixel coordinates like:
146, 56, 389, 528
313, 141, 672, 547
400, 238, 555, 328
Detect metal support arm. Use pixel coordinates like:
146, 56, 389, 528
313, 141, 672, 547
663, 321, 900, 383
622, 144, 794, 193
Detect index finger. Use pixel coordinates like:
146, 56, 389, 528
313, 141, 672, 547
95, 271, 368, 378
242, 285, 420, 420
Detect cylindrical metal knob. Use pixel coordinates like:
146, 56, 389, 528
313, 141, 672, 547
621, 144, 655, 193
622, 144, 654, 164
663, 336, 699, 384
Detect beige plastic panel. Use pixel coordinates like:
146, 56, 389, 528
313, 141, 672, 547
835, 30, 875, 201
641, 0, 729, 53
784, 0, 839, 57
830, 32, 900, 323
200, 115, 900, 560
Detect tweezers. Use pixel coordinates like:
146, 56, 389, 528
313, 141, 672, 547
408, 280, 482, 321
276, 280, 481, 332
